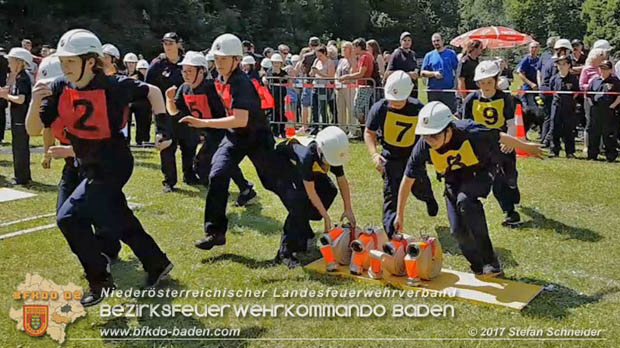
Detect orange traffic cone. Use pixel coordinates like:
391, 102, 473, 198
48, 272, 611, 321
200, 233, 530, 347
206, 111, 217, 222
514, 104, 531, 158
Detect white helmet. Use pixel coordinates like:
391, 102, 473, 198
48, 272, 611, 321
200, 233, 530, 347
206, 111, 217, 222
291, 54, 301, 63
37, 55, 63, 84
137, 59, 149, 70
206, 52, 215, 61
315, 126, 350, 167
7, 47, 33, 67
241, 55, 256, 65
56, 29, 103, 57
102, 43, 120, 59
415, 101, 453, 135
211, 33, 243, 57
261, 58, 272, 69
384, 70, 413, 101
474, 60, 500, 82
554, 39, 572, 50
497, 76, 510, 90
270, 53, 283, 63
123, 52, 138, 63
592, 39, 613, 51
178, 51, 208, 68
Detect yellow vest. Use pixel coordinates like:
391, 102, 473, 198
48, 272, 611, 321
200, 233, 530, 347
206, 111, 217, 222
472, 98, 505, 129
429, 140, 480, 174
383, 111, 418, 147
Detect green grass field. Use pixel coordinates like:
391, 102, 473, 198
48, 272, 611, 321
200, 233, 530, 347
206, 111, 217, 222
1, 128, 619, 348
1, 76, 620, 347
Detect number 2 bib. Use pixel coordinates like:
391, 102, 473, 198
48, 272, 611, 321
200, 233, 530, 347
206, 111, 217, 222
472, 99, 505, 129
429, 140, 479, 175
57, 88, 111, 140
183, 94, 212, 119
383, 111, 418, 147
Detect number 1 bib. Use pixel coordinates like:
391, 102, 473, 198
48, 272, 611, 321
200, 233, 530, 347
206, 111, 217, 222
58, 88, 111, 139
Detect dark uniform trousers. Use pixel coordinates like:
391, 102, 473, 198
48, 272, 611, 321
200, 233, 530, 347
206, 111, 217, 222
491, 151, 520, 214
588, 103, 618, 161
0, 99, 6, 142
444, 172, 497, 274
57, 160, 122, 259
131, 99, 152, 144
56, 148, 168, 282
160, 114, 200, 186
10, 112, 31, 183
275, 172, 337, 253
194, 130, 251, 190
551, 107, 576, 155
541, 94, 553, 144
383, 157, 435, 238
204, 131, 279, 236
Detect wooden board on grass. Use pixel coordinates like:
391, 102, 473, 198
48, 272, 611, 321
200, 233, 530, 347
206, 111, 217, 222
305, 258, 543, 311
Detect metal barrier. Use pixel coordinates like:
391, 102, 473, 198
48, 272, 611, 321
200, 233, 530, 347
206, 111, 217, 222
263, 76, 377, 136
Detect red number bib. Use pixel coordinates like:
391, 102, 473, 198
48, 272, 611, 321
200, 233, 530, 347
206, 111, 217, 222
214, 81, 233, 115
50, 118, 70, 144
183, 94, 212, 119
57, 88, 111, 140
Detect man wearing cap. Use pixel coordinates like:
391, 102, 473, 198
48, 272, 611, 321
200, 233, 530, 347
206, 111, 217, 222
242, 40, 263, 71
164, 51, 256, 202
386, 32, 419, 98
394, 101, 542, 276
147, 32, 200, 192
516, 41, 541, 133
586, 60, 620, 162
421, 33, 459, 112
0, 48, 8, 145
538, 38, 572, 147
364, 71, 438, 238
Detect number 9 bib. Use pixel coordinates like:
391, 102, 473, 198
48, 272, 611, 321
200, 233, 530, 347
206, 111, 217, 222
183, 94, 212, 119
473, 99, 505, 129
383, 111, 418, 147
58, 88, 111, 140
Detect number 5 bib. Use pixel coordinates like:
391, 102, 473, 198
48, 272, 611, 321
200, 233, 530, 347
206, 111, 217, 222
383, 111, 418, 147
183, 94, 212, 119
58, 88, 111, 139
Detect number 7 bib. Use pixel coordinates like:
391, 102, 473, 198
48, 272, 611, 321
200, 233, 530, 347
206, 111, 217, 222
383, 111, 418, 147
58, 88, 111, 139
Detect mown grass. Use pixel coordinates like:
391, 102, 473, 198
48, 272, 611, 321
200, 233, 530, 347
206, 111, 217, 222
1, 77, 619, 347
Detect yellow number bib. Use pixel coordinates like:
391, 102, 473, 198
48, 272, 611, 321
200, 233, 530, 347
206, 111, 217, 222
472, 99, 505, 129
312, 161, 330, 174
383, 111, 418, 147
429, 140, 480, 174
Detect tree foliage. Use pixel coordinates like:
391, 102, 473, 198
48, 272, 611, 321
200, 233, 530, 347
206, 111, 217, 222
0, 0, 612, 59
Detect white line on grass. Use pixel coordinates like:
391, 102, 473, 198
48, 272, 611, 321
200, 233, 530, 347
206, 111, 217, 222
0, 213, 55, 227
0, 224, 57, 240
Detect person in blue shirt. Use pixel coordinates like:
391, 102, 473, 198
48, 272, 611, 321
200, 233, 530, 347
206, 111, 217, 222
516, 42, 541, 132
421, 33, 459, 112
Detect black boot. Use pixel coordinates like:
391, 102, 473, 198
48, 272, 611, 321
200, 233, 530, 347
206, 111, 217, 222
194, 234, 226, 250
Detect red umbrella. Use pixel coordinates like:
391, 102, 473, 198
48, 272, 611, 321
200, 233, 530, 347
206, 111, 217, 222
450, 26, 535, 49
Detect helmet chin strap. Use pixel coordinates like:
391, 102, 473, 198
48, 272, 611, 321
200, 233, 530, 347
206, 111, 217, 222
77, 58, 88, 82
